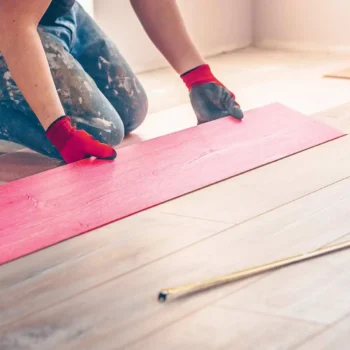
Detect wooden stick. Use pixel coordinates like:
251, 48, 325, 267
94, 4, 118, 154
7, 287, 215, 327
158, 239, 350, 302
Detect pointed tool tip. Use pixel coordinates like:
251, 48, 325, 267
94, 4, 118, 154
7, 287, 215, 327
158, 291, 168, 303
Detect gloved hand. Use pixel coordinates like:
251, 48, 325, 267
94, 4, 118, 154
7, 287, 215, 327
181, 64, 243, 124
46, 116, 117, 164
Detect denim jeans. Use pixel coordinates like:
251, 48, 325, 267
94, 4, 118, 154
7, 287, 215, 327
0, 2, 148, 158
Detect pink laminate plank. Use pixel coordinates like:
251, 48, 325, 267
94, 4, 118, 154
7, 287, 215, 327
0, 103, 345, 265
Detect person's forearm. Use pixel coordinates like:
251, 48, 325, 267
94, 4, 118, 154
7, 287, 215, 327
0, 1, 65, 131
0, 25, 65, 130
130, 0, 205, 75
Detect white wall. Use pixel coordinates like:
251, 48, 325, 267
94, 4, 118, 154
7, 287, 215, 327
94, 0, 253, 73
253, 0, 350, 54
78, 0, 94, 17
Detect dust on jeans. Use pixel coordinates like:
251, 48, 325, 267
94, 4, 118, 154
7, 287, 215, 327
81, 37, 148, 134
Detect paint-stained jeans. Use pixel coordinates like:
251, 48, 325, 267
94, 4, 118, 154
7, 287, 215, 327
0, 2, 148, 158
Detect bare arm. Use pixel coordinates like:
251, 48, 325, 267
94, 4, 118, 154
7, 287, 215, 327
0, 0, 64, 130
130, 0, 205, 75
131, 0, 244, 123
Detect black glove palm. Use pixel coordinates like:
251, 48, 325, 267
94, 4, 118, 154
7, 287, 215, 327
189, 82, 244, 124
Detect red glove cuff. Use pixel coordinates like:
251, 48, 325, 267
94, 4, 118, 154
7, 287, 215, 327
181, 64, 218, 90
46, 116, 74, 151
181, 64, 237, 101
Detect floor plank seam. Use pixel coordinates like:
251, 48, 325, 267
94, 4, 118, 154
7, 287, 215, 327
323, 231, 350, 246
160, 172, 350, 240
157, 211, 233, 224
0, 219, 231, 294
117, 276, 268, 350
266, 188, 350, 239
290, 311, 350, 350
213, 304, 327, 327
0, 223, 235, 330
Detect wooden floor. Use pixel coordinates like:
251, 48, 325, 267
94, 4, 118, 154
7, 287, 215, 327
1, 48, 350, 349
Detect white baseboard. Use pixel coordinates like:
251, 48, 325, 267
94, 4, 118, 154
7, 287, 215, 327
134, 41, 252, 74
254, 39, 350, 55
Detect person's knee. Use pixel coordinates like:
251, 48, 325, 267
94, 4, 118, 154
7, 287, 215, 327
72, 106, 125, 147
100, 117, 125, 146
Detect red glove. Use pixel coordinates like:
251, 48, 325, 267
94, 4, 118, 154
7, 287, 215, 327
46, 116, 117, 164
181, 64, 243, 123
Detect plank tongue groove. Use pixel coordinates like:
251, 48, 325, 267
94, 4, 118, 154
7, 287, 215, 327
0, 103, 345, 265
